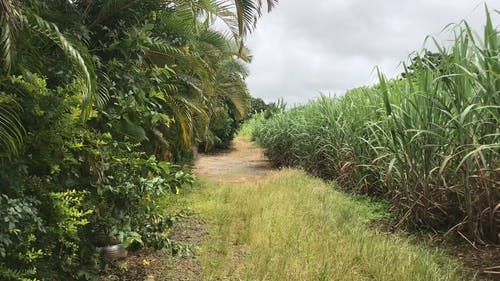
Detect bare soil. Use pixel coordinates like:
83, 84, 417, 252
194, 137, 272, 184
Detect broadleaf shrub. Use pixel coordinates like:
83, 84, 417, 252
0, 75, 194, 279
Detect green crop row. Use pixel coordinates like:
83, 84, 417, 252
252, 11, 499, 244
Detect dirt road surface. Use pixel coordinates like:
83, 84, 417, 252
194, 137, 271, 183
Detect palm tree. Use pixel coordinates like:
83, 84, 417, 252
0, 0, 278, 159
0, 0, 98, 159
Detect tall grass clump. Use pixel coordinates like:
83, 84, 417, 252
253, 11, 499, 244
238, 112, 267, 137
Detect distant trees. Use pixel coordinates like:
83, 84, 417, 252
402, 50, 449, 78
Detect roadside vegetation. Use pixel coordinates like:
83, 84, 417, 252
1, 1, 498, 280
252, 11, 499, 245
0, 0, 276, 279
179, 169, 466, 281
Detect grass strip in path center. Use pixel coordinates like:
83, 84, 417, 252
169, 169, 469, 281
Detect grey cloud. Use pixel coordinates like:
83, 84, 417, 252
246, 0, 500, 104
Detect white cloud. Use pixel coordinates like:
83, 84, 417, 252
246, 0, 500, 104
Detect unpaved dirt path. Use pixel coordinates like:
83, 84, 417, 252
194, 137, 272, 183
102, 137, 498, 281
162, 137, 272, 280
99, 137, 270, 281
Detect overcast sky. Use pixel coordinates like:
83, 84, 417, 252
245, 0, 500, 105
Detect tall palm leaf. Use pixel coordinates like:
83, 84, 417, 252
162, 92, 208, 147
0, 94, 23, 160
181, 0, 278, 50
0, 0, 21, 73
1, 6, 97, 113
214, 59, 250, 119
0, 5, 98, 159
23, 13, 97, 117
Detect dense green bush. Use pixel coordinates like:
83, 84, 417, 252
0, 75, 194, 279
199, 101, 242, 151
253, 13, 499, 244
0, 0, 277, 279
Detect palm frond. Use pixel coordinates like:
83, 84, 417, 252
233, 0, 257, 36
0, 16, 15, 73
162, 92, 207, 147
96, 69, 112, 108
224, 85, 250, 120
0, 0, 21, 73
23, 12, 97, 119
0, 95, 24, 160
198, 28, 231, 54
263, 0, 278, 13
157, 4, 198, 38
233, 0, 278, 36
145, 36, 215, 95
214, 59, 250, 120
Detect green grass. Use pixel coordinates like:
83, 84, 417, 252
172, 169, 466, 281
237, 112, 266, 138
